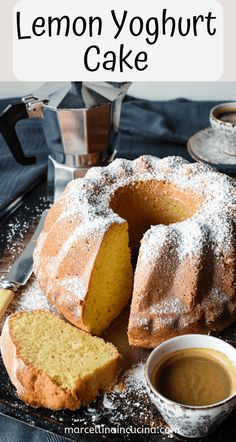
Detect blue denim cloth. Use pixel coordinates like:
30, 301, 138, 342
0, 98, 48, 213
117, 97, 220, 159
0, 415, 70, 442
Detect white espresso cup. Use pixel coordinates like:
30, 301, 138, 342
210, 102, 236, 156
144, 334, 236, 438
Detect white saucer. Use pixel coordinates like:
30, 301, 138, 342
187, 127, 236, 174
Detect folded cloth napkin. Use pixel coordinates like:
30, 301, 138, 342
0, 96, 221, 216
0, 415, 70, 442
116, 97, 220, 159
0, 98, 48, 216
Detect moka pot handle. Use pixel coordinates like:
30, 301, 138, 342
0, 98, 45, 166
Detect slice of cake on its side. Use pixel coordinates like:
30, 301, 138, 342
0, 310, 121, 410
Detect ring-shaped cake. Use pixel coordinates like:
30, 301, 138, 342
34, 156, 236, 347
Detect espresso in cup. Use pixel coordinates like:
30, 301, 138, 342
152, 348, 236, 406
145, 334, 236, 438
218, 111, 236, 125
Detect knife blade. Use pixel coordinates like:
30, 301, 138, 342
0, 210, 48, 320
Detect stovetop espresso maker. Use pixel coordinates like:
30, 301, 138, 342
0, 82, 131, 201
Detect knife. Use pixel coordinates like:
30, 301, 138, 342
0, 210, 48, 320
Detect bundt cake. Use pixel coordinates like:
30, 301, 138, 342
33, 156, 236, 346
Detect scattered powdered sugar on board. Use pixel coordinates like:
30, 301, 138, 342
101, 363, 149, 425
0, 196, 48, 266
80, 362, 171, 436
123, 362, 145, 385
16, 278, 54, 312
0, 277, 58, 332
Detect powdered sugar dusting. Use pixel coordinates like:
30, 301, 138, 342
132, 286, 234, 336
0, 278, 57, 332
16, 279, 53, 312
36, 155, 236, 275
149, 297, 188, 316
61, 277, 86, 300
41, 155, 236, 237
33, 155, 236, 342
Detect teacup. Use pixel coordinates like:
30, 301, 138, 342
144, 334, 236, 438
210, 102, 236, 156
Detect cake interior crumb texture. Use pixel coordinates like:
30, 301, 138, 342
11, 311, 117, 390
83, 223, 133, 335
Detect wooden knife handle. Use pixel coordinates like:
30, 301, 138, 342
0, 289, 14, 320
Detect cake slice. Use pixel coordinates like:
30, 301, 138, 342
0, 310, 121, 410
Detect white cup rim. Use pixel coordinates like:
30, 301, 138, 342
145, 334, 236, 410
210, 102, 236, 127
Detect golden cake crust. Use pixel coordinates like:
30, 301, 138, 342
33, 156, 236, 347
1, 311, 121, 410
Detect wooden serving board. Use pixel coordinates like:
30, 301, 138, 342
0, 182, 236, 442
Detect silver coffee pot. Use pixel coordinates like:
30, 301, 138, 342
0, 82, 131, 201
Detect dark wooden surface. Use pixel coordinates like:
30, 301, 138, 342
0, 181, 236, 441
